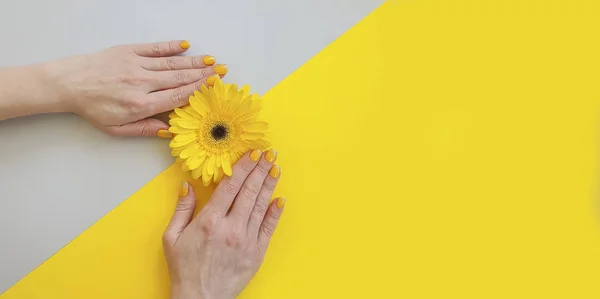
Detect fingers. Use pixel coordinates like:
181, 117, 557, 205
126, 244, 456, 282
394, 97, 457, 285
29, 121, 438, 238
206, 150, 262, 216
150, 67, 216, 90
134, 40, 190, 57
142, 55, 216, 71
105, 118, 169, 137
229, 149, 278, 223
247, 164, 280, 236
145, 74, 221, 115
163, 182, 196, 247
257, 197, 285, 251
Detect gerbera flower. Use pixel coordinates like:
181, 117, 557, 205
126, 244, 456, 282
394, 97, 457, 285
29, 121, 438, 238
168, 79, 270, 185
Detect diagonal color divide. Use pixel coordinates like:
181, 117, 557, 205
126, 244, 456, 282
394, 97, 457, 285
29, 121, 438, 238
4, 1, 600, 298
0, 0, 382, 293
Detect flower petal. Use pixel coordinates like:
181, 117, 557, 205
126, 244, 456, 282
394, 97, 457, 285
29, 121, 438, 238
192, 167, 203, 179
250, 138, 271, 149
206, 155, 216, 176
169, 118, 199, 129
170, 138, 196, 149
202, 163, 212, 185
214, 168, 224, 183
243, 121, 269, 133
174, 107, 192, 119
241, 132, 265, 140
214, 79, 225, 100
222, 155, 232, 176
183, 102, 203, 119
181, 161, 190, 172
187, 153, 207, 170
216, 154, 222, 168
168, 126, 193, 134
179, 144, 200, 159
241, 85, 251, 99
190, 92, 209, 116
174, 133, 197, 143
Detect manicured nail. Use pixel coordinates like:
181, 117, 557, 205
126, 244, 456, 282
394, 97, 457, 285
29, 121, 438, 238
214, 64, 228, 77
157, 129, 173, 139
179, 40, 190, 49
265, 149, 277, 163
180, 182, 189, 197
203, 55, 216, 66
269, 165, 280, 178
250, 149, 262, 162
206, 74, 220, 86
275, 197, 286, 209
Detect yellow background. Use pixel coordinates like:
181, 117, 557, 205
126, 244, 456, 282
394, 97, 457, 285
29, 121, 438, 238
3, 0, 600, 298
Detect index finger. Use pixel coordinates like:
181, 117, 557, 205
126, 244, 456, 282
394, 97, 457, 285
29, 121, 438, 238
133, 40, 190, 57
205, 150, 262, 216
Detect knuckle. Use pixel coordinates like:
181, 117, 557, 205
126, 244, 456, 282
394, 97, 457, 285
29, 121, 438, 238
252, 201, 269, 217
191, 56, 203, 68
201, 68, 214, 77
173, 72, 188, 84
170, 87, 184, 104
240, 162, 256, 173
128, 97, 146, 111
260, 224, 275, 238
175, 200, 194, 212
199, 214, 218, 234
225, 233, 243, 249
162, 231, 174, 246
240, 185, 260, 199
163, 58, 177, 70
224, 179, 242, 197
255, 166, 269, 177
262, 181, 276, 192
151, 43, 162, 56
139, 124, 152, 137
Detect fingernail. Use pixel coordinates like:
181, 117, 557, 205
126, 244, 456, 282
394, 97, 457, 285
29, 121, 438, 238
265, 149, 277, 163
203, 55, 216, 66
179, 182, 189, 197
276, 197, 286, 209
269, 165, 280, 178
214, 64, 228, 77
179, 40, 190, 49
250, 149, 262, 162
206, 74, 220, 86
157, 129, 173, 139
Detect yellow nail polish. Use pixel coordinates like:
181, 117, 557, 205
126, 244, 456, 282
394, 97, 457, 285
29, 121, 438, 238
276, 197, 286, 209
214, 64, 228, 76
203, 55, 216, 66
179, 40, 190, 49
250, 149, 262, 162
180, 182, 189, 197
265, 149, 277, 163
269, 165, 280, 178
206, 74, 220, 86
157, 129, 173, 139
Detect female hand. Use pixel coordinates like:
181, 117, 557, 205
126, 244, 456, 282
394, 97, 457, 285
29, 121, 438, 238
44, 40, 228, 137
163, 149, 284, 299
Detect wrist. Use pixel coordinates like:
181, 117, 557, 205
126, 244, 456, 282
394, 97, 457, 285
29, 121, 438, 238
38, 60, 77, 114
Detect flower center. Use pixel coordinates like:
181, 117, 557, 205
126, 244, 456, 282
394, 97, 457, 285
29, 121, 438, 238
211, 124, 228, 141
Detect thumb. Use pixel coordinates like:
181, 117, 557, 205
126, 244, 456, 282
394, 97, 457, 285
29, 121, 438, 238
163, 182, 196, 247
106, 118, 171, 138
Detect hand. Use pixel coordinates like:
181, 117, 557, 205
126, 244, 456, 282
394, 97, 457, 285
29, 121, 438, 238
163, 149, 284, 299
44, 40, 228, 137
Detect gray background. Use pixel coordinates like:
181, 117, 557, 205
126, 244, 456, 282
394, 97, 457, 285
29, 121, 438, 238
0, 0, 383, 293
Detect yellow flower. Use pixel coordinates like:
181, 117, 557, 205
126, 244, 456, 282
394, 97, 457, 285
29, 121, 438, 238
168, 79, 270, 185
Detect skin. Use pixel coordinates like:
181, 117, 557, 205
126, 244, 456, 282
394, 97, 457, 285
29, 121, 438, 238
165, 151, 283, 299
0, 41, 284, 298
0, 40, 224, 136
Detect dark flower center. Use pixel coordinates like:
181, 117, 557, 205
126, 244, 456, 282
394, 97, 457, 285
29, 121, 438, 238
211, 124, 228, 141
